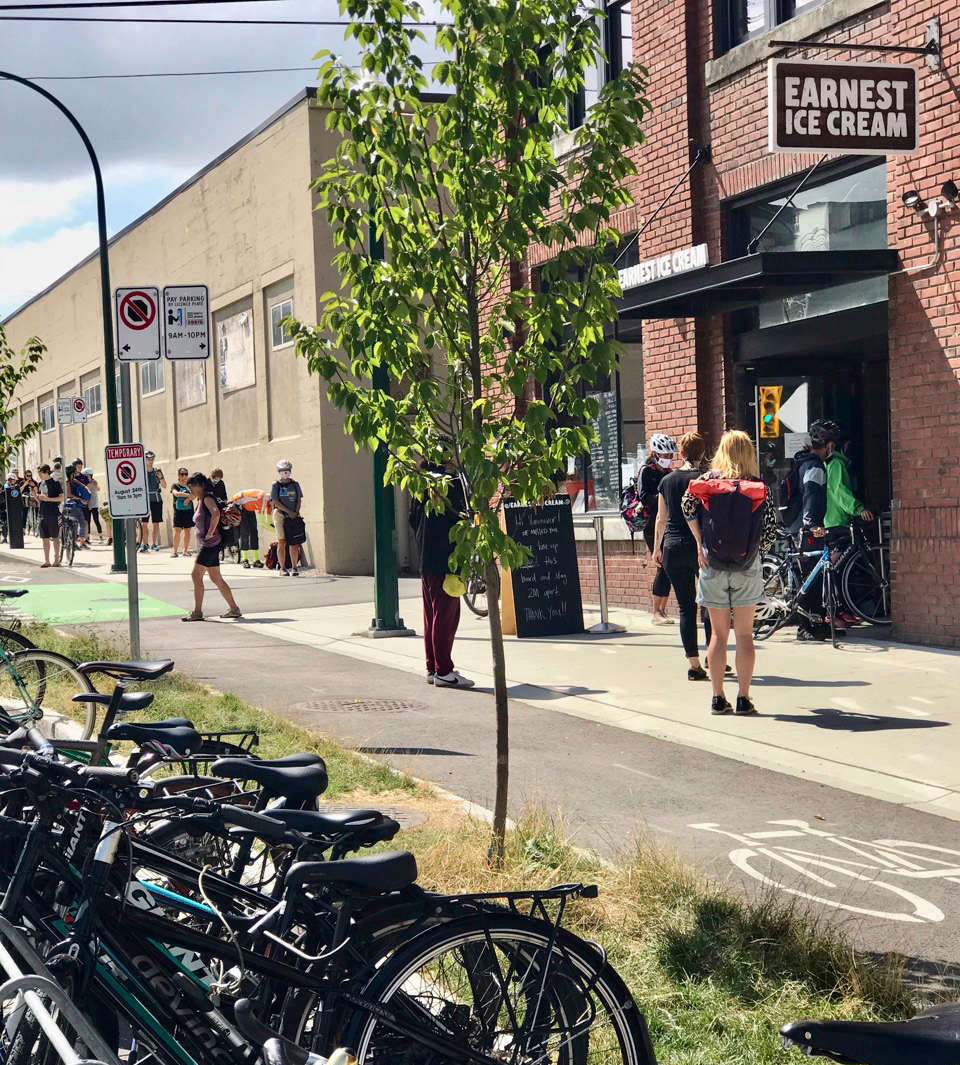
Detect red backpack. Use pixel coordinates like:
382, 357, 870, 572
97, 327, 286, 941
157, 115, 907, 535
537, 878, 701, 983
687, 473, 768, 571
265, 542, 279, 570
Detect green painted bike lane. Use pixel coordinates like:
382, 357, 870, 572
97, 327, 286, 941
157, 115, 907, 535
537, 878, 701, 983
19, 580, 182, 625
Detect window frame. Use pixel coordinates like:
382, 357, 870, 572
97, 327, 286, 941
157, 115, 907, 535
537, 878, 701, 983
715, 0, 823, 54
82, 381, 102, 417
270, 298, 294, 350
139, 360, 165, 398
40, 402, 55, 433
603, 0, 633, 81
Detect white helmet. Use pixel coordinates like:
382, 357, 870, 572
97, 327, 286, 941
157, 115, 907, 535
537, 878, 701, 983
648, 433, 677, 455
276, 460, 292, 472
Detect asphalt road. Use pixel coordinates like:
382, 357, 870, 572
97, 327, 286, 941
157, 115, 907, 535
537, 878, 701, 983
4, 555, 960, 976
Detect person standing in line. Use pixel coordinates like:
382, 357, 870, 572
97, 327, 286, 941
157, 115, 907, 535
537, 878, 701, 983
33, 465, 62, 567
409, 466, 475, 689
230, 488, 269, 568
170, 468, 194, 558
785, 424, 830, 641
682, 430, 778, 716
65, 463, 90, 550
80, 467, 103, 544
210, 469, 235, 563
51, 457, 63, 484
640, 433, 677, 625
181, 473, 241, 621
139, 451, 166, 553
22, 470, 38, 535
270, 460, 303, 576
653, 432, 716, 680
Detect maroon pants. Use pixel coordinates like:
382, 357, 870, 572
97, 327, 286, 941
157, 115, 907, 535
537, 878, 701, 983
422, 572, 460, 676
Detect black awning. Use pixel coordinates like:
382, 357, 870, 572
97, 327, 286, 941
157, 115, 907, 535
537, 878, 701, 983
616, 250, 901, 320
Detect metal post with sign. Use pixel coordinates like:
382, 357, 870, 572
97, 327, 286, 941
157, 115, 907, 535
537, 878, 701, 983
105, 443, 148, 656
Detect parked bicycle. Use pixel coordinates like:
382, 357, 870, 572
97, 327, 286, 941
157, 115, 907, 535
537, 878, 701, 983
755, 521, 890, 645
58, 508, 82, 567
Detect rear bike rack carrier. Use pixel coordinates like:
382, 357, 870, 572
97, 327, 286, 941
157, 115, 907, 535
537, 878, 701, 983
0, 914, 121, 1065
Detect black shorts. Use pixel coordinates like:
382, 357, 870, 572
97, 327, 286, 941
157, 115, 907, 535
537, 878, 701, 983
173, 509, 194, 529
195, 544, 221, 568
145, 500, 163, 523
39, 511, 59, 540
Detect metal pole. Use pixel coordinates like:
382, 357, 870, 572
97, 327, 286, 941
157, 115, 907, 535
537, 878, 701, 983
0, 72, 125, 575
118, 364, 140, 657
367, 207, 411, 637
588, 514, 626, 635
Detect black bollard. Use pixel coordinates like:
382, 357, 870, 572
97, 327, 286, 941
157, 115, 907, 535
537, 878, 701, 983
6, 489, 24, 550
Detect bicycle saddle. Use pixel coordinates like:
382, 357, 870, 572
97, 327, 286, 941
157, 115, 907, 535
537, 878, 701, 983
107, 720, 202, 756
77, 660, 175, 681
0, 589, 28, 598
782, 1002, 960, 1065
73, 691, 154, 713
285, 851, 418, 895
212, 754, 328, 802
267, 807, 400, 841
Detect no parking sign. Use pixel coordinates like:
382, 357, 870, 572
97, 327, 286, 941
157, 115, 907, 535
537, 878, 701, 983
105, 443, 149, 519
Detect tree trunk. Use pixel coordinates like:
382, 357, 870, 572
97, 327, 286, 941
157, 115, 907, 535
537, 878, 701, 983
484, 559, 509, 864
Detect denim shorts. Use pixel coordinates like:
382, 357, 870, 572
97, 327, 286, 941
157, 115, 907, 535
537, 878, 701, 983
697, 556, 764, 609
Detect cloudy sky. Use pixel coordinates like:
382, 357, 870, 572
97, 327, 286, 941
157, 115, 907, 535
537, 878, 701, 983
1, 0, 428, 318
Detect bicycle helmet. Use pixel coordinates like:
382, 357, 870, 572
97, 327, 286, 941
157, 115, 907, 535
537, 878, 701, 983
809, 420, 840, 448
648, 433, 678, 455
82, 467, 93, 475
276, 460, 293, 472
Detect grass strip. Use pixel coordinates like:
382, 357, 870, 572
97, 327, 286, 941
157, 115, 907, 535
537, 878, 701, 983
21, 620, 919, 1063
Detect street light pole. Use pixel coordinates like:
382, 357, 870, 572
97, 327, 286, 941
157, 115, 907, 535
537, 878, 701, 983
367, 210, 412, 638
0, 71, 126, 574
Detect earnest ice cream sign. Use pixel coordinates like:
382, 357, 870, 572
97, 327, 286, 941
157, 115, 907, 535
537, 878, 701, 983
769, 59, 918, 156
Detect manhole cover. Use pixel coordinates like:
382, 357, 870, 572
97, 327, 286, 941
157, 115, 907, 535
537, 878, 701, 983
291, 698, 424, 714
319, 803, 429, 829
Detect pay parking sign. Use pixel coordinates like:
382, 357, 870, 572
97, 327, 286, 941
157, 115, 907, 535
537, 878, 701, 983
163, 285, 210, 359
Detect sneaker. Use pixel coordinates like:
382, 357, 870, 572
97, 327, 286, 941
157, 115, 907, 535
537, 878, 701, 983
711, 695, 733, 715
838, 611, 862, 627
252, 560, 264, 569
181, 611, 204, 622
220, 607, 242, 619
687, 666, 708, 681
290, 568, 300, 577
280, 568, 290, 576
651, 613, 672, 626
434, 670, 476, 689
427, 672, 435, 685
172, 552, 179, 558
242, 560, 250, 569
151, 544, 160, 552
735, 695, 757, 715
138, 544, 148, 553
797, 625, 827, 642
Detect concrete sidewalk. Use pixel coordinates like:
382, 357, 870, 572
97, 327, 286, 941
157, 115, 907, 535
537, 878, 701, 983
2, 539, 956, 821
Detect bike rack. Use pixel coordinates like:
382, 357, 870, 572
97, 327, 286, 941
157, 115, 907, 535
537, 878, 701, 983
0, 915, 121, 1065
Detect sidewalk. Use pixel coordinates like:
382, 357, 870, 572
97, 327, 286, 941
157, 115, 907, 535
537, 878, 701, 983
2, 539, 957, 821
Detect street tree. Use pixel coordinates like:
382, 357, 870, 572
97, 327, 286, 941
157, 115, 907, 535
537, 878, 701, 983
0, 324, 44, 474
290, 0, 650, 859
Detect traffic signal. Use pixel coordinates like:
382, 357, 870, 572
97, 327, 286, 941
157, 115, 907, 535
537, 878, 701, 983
759, 385, 783, 438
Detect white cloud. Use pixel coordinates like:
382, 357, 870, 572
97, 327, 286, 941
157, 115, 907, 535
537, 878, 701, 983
0, 174, 93, 239
0, 223, 97, 317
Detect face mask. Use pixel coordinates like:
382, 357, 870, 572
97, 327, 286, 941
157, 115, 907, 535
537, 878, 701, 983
655, 456, 673, 470
211, 477, 220, 483
279, 472, 291, 481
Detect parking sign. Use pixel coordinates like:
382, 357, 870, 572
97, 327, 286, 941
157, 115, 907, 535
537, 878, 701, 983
105, 443, 149, 519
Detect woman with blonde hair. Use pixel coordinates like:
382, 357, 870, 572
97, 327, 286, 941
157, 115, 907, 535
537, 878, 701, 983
682, 430, 778, 715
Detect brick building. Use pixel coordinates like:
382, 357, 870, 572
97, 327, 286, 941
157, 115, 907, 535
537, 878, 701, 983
538, 0, 960, 647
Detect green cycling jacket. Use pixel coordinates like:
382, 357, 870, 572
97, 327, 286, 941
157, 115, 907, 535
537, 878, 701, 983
825, 451, 864, 529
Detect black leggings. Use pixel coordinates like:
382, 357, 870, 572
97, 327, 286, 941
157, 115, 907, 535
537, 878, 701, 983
85, 506, 102, 534
643, 525, 672, 598
239, 509, 258, 552
661, 540, 712, 658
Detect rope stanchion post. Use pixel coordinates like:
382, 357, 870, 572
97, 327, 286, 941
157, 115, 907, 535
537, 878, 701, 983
588, 514, 626, 635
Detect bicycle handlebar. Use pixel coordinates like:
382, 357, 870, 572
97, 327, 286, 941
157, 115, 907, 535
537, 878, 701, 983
144, 793, 287, 843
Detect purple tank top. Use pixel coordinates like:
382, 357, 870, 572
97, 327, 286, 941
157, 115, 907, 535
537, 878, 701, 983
193, 493, 221, 546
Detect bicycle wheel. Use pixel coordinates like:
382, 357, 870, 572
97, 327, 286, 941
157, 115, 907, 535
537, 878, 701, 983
841, 545, 892, 626
60, 522, 76, 567
463, 573, 488, 618
0, 626, 36, 655
753, 557, 788, 641
0, 650, 97, 738
342, 914, 649, 1065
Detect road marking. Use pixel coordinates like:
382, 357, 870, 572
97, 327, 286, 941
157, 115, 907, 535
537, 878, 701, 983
613, 763, 661, 781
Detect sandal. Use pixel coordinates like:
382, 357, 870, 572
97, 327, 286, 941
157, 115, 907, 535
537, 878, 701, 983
181, 611, 204, 622
40, 562, 51, 569
220, 607, 242, 619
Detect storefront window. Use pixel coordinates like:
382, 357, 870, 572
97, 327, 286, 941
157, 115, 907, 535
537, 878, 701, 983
732, 161, 887, 329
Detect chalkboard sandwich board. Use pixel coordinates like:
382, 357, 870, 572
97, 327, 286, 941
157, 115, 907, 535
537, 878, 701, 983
503, 495, 584, 638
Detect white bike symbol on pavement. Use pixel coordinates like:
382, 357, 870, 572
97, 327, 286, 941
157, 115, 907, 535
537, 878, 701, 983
690, 819, 960, 924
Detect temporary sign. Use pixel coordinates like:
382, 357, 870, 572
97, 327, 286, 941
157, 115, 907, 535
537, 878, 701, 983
104, 443, 149, 519
618, 244, 708, 291
72, 396, 87, 424
57, 398, 74, 425
163, 285, 210, 360
768, 59, 918, 156
116, 287, 162, 361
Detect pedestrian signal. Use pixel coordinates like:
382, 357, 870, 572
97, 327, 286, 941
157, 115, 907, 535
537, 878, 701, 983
759, 385, 783, 438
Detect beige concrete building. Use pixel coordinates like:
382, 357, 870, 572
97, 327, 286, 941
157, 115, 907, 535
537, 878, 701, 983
3, 89, 407, 573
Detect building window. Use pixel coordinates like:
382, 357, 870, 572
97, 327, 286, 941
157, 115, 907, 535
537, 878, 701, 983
40, 401, 55, 433
730, 159, 887, 328
270, 299, 294, 349
82, 380, 102, 416
718, 0, 827, 51
140, 360, 165, 397
604, 0, 633, 79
